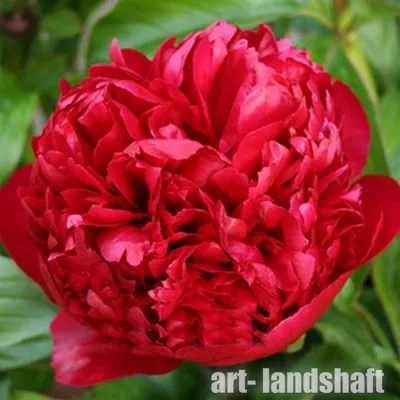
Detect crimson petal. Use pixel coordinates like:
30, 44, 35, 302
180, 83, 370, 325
332, 81, 370, 177
357, 175, 400, 264
0, 166, 48, 291
173, 272, 351, 365
51, 312, 182, 386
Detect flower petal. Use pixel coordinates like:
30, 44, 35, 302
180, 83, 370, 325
125, 139, 203, 162
0, 165, 47, 289
332, 81, 370, 177
357, 175, 400, 264
97, 226, 150, 266
232, 121, 283, 175
51, 312, 182, 386
172, 271, 351, 365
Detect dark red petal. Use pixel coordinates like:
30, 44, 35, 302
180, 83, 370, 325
172, 271, 351, 365
109, 38, 126, 67
357, 175, 400, 264
332, 81, 370, 177
59, 78, 72, 95
51, 312, 182, 386
125, 139, 202, 161
232, 121, 283, 175
0, 166, 47, 289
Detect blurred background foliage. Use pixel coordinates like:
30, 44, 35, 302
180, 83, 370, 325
1, 0, 400, 398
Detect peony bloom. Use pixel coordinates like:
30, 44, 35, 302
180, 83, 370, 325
1, 20, 400, 386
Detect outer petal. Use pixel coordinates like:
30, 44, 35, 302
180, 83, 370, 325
51, 312, 182, 386
357, 175, 400, 264
236, 271, 351, 364
0, 165, 47, 289
166, 272, 350, 365
332, 81, 370, 177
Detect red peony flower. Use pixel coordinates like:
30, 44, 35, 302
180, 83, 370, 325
1, 21, 400, 386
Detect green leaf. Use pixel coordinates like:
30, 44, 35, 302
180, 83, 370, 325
379, 91, 400, 157
88, 0, 319, 63
0, 256, 56, 350
344, 32, 378, 104
327, 47, 389, 175
0, 335, 52, 371
319, 396, 400, 400
391, 151, 400, 185
10, 391, 51, 400
84, 375, 173, 400
349, 0, 400, 27
314, 388, 400, 400
41, 9, 81, 39
379, 90, 400, 182
358, 19, 400, 87
361, 288, 395, 346
334, 264, 369, 310
373, 240, 400, 353
256, 343, 370, 399
8, 364, 53, 394
203, 395, 223, 400
285, 334, 306, 353
301, 0, 336, 29
352, 303, 396, 363
315, 306, 384, 369
152, 362, 210, 400
0, 71, 38, 184
0, 373, 10, 400
23, 56, 66, 97
334, 16, 400, 369
84, 363, 212, 400
291, 343, 366, 373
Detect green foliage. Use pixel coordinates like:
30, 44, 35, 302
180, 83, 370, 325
41, 9, 81, 39
10, 392, 51, 400
0, 256, 56, 396
0, 257, 56, 398
89, 0, 307, 62
0, 256, 57, 350
358, 19, 400, 87
373, 241, 400, 354
334, 264, 369, 310
0, 72, 38, 184
379, 90, 400, 181
81, 362, 217, 400
315, 306, 396, 369
8, 364, 54, 394
285, 335, 306, 354
1, 0, 400, 399
0, 374, 11, 400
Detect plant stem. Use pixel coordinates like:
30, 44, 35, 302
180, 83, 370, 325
75, 0, 119, 74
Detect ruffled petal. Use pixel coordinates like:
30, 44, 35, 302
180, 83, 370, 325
0, 165, 48, 290
171, 272, 351, 365
51, 312, 182, 386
